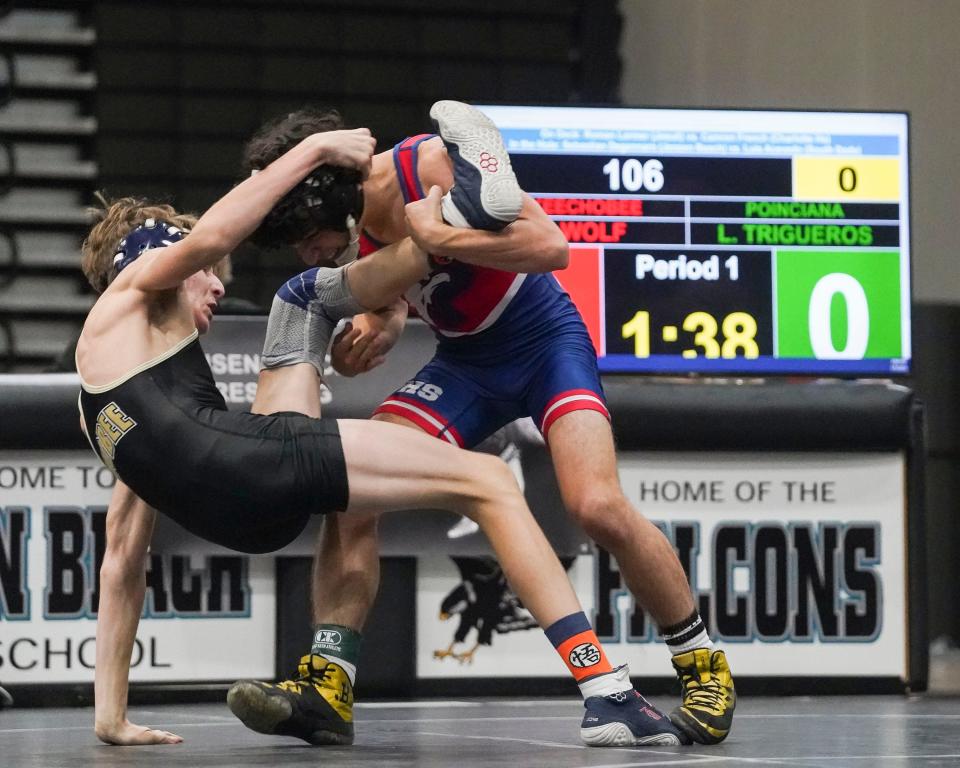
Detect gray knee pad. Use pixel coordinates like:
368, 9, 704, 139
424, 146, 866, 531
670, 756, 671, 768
261, 267, 366, 375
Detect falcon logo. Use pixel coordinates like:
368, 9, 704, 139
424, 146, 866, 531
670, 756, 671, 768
94, 402, 137, 472
434, 556, 574, 664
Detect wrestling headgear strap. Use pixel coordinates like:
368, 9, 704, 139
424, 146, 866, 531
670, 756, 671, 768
333, 214, 360, 266
249, 164, 364, 251
113, 218, 186, 273
301, 167, 365, 231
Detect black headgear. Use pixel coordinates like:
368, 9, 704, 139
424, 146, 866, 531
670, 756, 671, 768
250, 165, 365, 248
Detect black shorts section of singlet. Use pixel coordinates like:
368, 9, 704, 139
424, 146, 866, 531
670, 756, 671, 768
79, 338, 349, 554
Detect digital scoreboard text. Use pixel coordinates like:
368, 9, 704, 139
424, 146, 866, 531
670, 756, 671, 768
484, 107, 911, 375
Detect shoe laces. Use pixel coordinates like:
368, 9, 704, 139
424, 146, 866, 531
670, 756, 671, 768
276, 657, 334, 695
678, 664, 727, 711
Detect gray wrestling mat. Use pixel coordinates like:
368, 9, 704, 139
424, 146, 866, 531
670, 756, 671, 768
3, 695, 960, 767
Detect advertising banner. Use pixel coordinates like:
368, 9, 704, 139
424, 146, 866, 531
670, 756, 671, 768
0, 452, 275, 684
417, 452, 906, 680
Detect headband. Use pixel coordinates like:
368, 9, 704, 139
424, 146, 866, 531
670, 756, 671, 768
113, 218, 186, 273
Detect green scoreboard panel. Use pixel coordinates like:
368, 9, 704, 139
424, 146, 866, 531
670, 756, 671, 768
482, 106, 910, 375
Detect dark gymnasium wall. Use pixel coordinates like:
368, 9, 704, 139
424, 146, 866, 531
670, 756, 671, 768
92, 0, 621, 307
911, 305, 960, 644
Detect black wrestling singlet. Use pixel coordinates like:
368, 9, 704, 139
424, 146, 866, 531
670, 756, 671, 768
79, 332, 348, 553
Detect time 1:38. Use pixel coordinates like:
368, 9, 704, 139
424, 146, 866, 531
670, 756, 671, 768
621, 310, 760, 359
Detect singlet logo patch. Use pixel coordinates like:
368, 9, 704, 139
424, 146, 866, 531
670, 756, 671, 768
398, 380, 444, 402
94, 402, 137, 472
405, 272, 451, 323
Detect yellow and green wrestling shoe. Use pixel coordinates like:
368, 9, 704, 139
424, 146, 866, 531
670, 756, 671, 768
669, 648, 736, 744
227, 653, 354, 745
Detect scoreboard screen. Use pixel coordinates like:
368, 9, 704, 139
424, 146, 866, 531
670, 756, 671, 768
481, 106, 911, 375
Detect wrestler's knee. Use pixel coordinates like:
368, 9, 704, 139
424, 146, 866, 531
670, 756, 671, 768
457, 453, 519, 513
326, 510, 379, 542
567, 485, 635, 549
262, 267, 364, 374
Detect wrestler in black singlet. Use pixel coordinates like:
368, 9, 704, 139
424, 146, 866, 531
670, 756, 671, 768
78, 331, 348, 554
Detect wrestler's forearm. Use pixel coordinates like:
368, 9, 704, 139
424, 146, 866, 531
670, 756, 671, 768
421, 221, 567, 272
345, 239, 430, 310
94, 557, 147, 739
186, 135, 338, 262
134, 130, 375, 290
412, 196, 569, 274
93, 482, 157, 742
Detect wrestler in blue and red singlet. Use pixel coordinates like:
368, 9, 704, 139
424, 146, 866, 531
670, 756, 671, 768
365, 132, 610, 449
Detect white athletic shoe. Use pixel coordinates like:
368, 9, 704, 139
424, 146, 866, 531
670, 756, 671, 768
430, 100, 523, 231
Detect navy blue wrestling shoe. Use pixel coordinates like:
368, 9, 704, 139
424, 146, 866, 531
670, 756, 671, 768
227, 654, 354, 745
581, 688, 689, 747
429, 100, 523, 231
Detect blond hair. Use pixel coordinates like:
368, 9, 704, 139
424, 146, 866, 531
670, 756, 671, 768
81, 193, 230, 294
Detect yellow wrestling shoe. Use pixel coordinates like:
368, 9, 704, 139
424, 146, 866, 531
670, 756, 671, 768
669, 648, 736, 744
227, 653, 354, 745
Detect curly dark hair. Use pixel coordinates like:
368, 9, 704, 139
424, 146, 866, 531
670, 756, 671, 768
243, 107, 364, 247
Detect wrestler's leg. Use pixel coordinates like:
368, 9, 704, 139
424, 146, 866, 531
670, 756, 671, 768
335, 417, 685, 748
528, 332, 735, 745
232, 362, 367, 745
547, 410, 695, 626
239, 265, 406, 743
234, 392, 684, 747
254, 365, 381, 627
308, 403, 516, 652
548, 412, 735, 746
249, 355, 569, 743
252, 364, 323, 418
337, 416, 577, 628
307, 413, 410, 634
311, 354, 498, 637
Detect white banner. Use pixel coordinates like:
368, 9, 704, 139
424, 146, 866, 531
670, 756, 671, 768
0, 451, 275, 684
417, 452, 906, 680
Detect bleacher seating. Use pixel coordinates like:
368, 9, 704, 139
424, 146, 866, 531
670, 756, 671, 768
0, 3, 96, 371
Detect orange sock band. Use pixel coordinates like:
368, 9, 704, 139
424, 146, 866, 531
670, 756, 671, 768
546, 613, 614, 682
